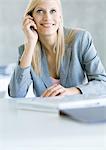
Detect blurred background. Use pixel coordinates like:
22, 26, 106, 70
0, 0, 106, 97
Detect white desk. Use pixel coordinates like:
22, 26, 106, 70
0, 98, 106, 150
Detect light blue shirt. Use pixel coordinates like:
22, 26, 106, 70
8, 28, 106, 97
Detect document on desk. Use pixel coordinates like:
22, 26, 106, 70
15, 95, 106, 113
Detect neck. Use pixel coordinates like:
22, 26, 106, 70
39, 33, 57, 55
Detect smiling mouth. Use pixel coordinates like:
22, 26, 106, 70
40, 23, 55, 28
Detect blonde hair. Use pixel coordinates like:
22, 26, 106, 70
24, 0, 76, 76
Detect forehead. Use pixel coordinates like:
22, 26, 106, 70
35, 0, 59, 9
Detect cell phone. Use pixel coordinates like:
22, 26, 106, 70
28, 11, 32, 17
27, 12, 36, 31
30, 26, 35, 31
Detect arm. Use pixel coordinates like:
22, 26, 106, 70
8, 15, 38, 98
8, 63, 32, 98
77, 31, 106, 95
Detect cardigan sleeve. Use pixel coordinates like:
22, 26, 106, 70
8, 45, 32, 98
77, 31, 106, 95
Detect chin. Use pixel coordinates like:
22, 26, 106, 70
41, 32, 56, 36
38, 26, 58, 36
39, 29, 58, 36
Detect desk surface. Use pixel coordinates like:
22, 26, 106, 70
0, 98, 106, 150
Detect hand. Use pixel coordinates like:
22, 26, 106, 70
19, 15, 38, 68
22, 15, 38, 47
42, 84, 81, 97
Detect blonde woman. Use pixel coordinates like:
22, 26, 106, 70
8, 0, 106, 97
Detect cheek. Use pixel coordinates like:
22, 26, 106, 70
55, 14, 61, 23
55, 17, 61, 27
33, 15, 40, 24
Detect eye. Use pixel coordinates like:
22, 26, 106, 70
36, 9, 44, 14
50, 9, 56, 14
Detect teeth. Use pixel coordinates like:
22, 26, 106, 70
41, 23, 54, 27
43, 24, 51, 26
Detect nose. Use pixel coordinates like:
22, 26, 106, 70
43, 12, 51, 21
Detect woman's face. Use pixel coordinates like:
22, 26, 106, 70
32, 0, 61, 36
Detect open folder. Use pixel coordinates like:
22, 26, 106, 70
15, 95, 106, 123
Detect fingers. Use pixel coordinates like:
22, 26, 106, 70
23, 15, 34, 25
42, 84, 65, 97
42, 84, 57, 97
22, 15, 37, 31
42, 86, 81, 97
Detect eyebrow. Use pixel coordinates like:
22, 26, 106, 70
35, 7, 57, 10
36, 7, 45, 10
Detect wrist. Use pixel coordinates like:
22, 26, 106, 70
74, 87, 82, 94
69, 87, 81, 95
25, 42, 35, 50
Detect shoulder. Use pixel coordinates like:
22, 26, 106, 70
64, 27, 93, 49
64, 27, 96, 59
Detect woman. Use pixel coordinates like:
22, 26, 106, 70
8, 0, 106, 97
